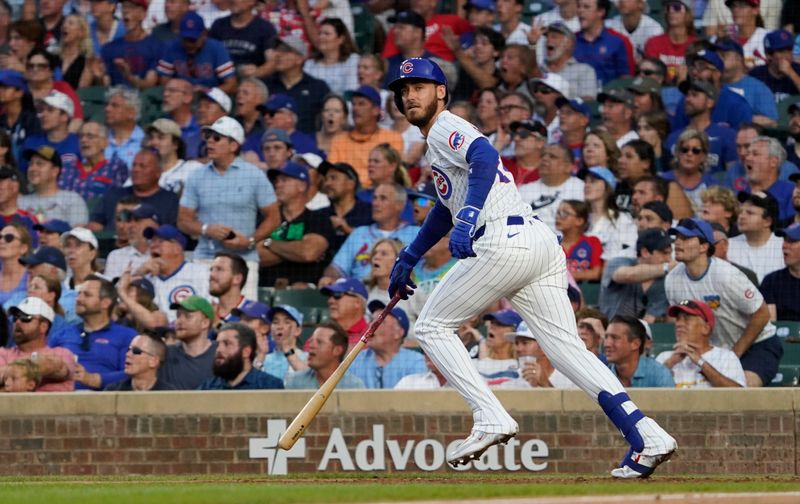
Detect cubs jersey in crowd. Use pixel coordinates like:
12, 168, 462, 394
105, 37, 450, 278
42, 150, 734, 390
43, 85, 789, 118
150, 261, 210, 322
424, 111, 532, 227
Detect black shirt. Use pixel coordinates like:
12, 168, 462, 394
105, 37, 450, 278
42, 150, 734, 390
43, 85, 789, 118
158, 342, 218, 390
263, 73, 331, 134
0, 107, 41, 162
317, 199, 374, 253
90, 186, 180, 231
761, 267, 800, 322
209, 15, 277, 67
105, 377, 177, 391
748, 63, 800, 102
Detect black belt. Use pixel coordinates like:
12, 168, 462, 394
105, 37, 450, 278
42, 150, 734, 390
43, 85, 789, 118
472, 215, 524, 241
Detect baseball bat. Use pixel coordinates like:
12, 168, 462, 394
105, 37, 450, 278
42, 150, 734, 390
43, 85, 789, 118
278, 293, 402, 451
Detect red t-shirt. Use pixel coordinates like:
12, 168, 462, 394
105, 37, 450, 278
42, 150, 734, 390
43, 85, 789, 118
0, 346, 77, 392
501, 157, 540, 186
382, 15, 473, 62
563, 235, 603, 274
643, 34, 699, 84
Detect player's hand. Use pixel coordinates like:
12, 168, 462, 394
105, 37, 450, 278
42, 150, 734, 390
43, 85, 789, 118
450, 206, 479, 259
388, 249, 419, 300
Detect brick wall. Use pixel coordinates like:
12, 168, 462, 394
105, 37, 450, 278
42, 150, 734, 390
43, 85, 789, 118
0, 390, 797, 476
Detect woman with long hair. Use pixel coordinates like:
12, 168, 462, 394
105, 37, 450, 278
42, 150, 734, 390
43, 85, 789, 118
145, 119, 203, 195
661, 128, 717, 215
62, 228, 100, 289
364, 238, 404, 303
643, 0, 698, 84
476, 88, 501, 141
728, 0, 767, 68
581, 129, 620, 173
583, 167, 637, 261
0, 19, 42, 73
0, 223, 31, 307
616, 139, 656, 212
58, 14, 93, 90
636, 110, 671, 173
304, 18, 359, 95
27, 273, 70, 341
316, 94, 349, 155
555, 200, 603, 282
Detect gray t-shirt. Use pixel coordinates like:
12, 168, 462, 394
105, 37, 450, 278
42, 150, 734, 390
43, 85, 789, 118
158, 341, 218, 390
599, 257, 669, 320
18, 191, 89, 226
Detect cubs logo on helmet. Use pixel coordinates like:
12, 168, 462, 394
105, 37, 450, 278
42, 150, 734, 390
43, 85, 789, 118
387, 57, 449, 113
402, 61, 414, 74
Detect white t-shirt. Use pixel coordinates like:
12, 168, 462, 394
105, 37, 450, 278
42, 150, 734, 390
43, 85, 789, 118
656, 346, 746, 388
665, 258, 776, 349
741, 27, 768, 69
160, 159, 204, 195
303, 54, 360, 96
588, 211, 638, 260
149, 261, 211, 322
519, 176, 585, 232
495, 21, 531, 46
727, 233, 784, 283
394, 371, 447, 390
606, 15, 664, 60
104, 245, 151, 281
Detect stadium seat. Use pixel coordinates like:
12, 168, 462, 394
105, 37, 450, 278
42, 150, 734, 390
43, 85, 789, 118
298, 325, 315, 347
257, 287, 272, 305
771, 365, 800, 386
139, 86, 164, 128
649, 322, 676, 345
522, 0, 553, 23
775, 320, 800, 341
77, 86, 107, 123
579, 281, 601, 307
780, 336, 800, 367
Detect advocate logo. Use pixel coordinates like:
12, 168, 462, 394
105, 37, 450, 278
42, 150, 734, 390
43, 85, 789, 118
250, 420, 549, 474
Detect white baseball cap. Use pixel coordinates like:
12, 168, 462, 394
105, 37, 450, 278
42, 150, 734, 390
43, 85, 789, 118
61, 227, 99, 249
293, 152, 323, 169
41, 91, 74, 118
530, 72, 570, 98
202, 116, 245, 145
504, 320, 535, 341
201, 87, 232, 114
10, 297, 55, 323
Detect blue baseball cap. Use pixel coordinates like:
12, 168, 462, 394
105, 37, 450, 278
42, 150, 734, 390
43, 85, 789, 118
18, 246, 67, 271
232, 300, 270, 323
689, 50, 724, 72
367, 299, 410, 337
131, 203, 160, 223
260, 128, 293, 147
765, 29, 794, 53
179, 11, 205, 40
714, 38, 743, 56
267, 304, 304, 326
410, 182, 437, 204
351, 85, 381, 107
776, 223, 800, 241
555, 96, 591, 118
668, 218, 715, 244
483, 309, 523, 327
0, 70, 28, 93
34, 219, 71, 234
267, 161, 310, 186
131, 278, 155, 298
583, 166, 618, 191
466, 0, 496, 11
260, 94, 297, 114
320, 277, 368, 300
144, 224, 188, 248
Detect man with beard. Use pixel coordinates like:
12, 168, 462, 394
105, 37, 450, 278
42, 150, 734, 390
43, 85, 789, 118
539, 22, 599, 101
159, 295, 216, 389
210, 252, 251, 325
105, 333, 176, 391
598, 88, 639, 148
319, 162, 372, 253
0, 297, 76, 391
285, 321, 365, 389
198, 322, 284, 390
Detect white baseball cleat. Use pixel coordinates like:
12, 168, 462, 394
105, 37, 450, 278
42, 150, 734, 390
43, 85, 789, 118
447, 429, 518, 467
610, 439, 678, 479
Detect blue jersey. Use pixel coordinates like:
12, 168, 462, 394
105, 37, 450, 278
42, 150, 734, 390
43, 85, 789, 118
157, 39, 235, 88
19, 133, 80, 174
671, 86, 753, 131
101, 35, 161, 86
330, 223, 421, 280
574, 29, 633, 87
725, 76, 778, 121
664, 123, 737, 173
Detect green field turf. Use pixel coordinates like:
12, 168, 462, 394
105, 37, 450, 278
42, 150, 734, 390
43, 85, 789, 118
1, 474, 798, 504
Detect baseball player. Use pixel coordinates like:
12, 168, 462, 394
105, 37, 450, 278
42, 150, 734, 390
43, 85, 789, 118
387, 58, 676, 478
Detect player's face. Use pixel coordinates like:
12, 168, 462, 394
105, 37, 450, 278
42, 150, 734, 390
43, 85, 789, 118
400, 81, 442, 128
637, 209, 665, 231
603, 322, 638, 364
581, 134, 608, 168
783, 238, 800, 269
270, 312, 299, 347
737, 202, 769, 233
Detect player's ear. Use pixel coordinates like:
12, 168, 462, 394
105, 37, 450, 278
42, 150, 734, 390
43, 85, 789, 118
437, 84, 447, 100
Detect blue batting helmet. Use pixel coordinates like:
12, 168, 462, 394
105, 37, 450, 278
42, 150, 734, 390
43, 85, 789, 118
387, 58, 449, 113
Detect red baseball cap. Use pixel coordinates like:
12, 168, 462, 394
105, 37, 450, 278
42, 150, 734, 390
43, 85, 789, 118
123, 0, 149, 8
668, 300, 715, 332
725, 0, 759, 7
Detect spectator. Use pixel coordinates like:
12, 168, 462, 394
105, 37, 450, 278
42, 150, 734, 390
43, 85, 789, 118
150, 0, 190, 43
728, 191, 784, 283
0, 166, 38, 240
519, 144, 584, 231
235, 78, 269, 153
448, 26, 504, 104
386, 12, 442, 86
574, 0, 634, 87
3, 359, 39, 392
509, 320, 576, 388
665, 217, 781, 387
61, 227, 99, 289
725, 123, 798, 194
144, 118, 202, 195
357, 55, 392, 126
19, 146, 88, 226
494, 91, 533, 157
303, 18, 358, 95
661, 129, 719, 214
162, 78, 202, 159
0, 297, 75, 391
208, 0, 277, 79
749, 30, 800, 100
364, 238, 403, 304
703, 0, 781, 36
476, 88, 501, 140
606, 0, 663, 59
259, 162, 334, 287
497, 45, 534, 102
349, 300, 425, 388
581, 129, 620, 174
68, 121, 128, 201
197, 88, 232, 132
198, 322, 284, 390
109, 196, 140, 253
616, 139, 656, 213
535, 0, 580, 32
716, 38, 778, 126
762, 223, 800, 321
20, 91, 79, 174
328, 86, 403, 184
601, 228, 673, 322
604, 315, 675, 387
672, 49, 753, 132
40, 0, 67, 51
635, 110, 670, 172
502, 120, 545, 187
322, 183, 420, 282
643, 0, 698, 85
89, 0, 125, 53
158, 295, 216, 389
34, 220, 70, 249
19, 245, 77, 323
231, 300, 272, 367
632, 174, 692, 222
355, 144, 412, 215
210, 252, 251, 325
494, 0, 530, 45
320, 277, 368, 347
626, 77, 664, 120
739, 136, 797, 223
557, 200, 603, 282
319, 161, 372, 253
135, 224, 210, 321
257, 128, 294, 171
104, 86, 146, 172
104, 203, 157, 280
0, 69, 39, 162
315, 94, 348, 155
477, 309, 520, 386
381, 0, 471, 63
263, 34, 331, 134
576, 307, 607, 359
114, 274, 168, 333
709, 222, 759, 287
556, 97, 591, 167
658, 300, 747, 388
598, 88, 639, 148
26, 51, 83, 125
157, 12, 237, 93
97, 0, 159, 89
260, 305, 308, 381
0, 223, 32, 309
583, 166, 637, 260
50, 274, 138, 390
259, 94, 317, 155
105, 333, 176, 390
88, 149, 180, 232
394, 352, 449, 389
1, 20, 43, 74
700, 186, 739, 235
178, 117, 279, 272
530, 73, 569, 143
285, 321, 365, 389
726, 0, 767, 69
541, 22, 598, 101
637, 201, 673, 231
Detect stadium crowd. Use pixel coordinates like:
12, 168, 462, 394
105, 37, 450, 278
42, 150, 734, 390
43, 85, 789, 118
0, 0, 799, 392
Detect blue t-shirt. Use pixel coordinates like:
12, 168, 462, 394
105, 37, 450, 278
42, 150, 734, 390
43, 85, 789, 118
671, 86, 753, 131
157, 38, 235, 88
609, 355, 675, 387
49, 322, 137, 389
348, 347, 427, 389
724, 160, 799, 193
208, 15, 277, 67
574, 29, 633, 87
101, 35, 161, 86
330, 223, 421, 280
725, 76, 778, 121
19, 133, 80, 174
174, 115, 202, 160
664, 123, 737, 173
90, 18, 125, 54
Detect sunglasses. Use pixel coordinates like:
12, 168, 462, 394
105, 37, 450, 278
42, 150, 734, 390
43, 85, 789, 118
128, 346, 154, 356
680, 147, 703, 155
532, 85, 555, 95
1, 233, 20, 243
666, 2, 686, 12
414, 197, 433, 208
26, 62, 49, 70
116, 210, 132, 223
13, 313, 34, 323
203, 131, 225, 142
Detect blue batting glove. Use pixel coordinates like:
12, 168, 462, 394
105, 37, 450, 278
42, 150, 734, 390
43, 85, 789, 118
389, 249, 419, 300
450, 206, 479, 259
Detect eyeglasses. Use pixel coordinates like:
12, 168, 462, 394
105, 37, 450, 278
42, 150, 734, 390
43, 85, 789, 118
116, 210, 132, 223
666, 2, 686, 12
128, 346, 154, 356
26, 62, 49, 70
203, 131, 225, 142
1, 233, 19, 243
13, 313, 34, 323
680, 146, 703, 155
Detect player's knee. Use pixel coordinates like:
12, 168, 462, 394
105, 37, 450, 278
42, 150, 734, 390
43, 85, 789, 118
413, 316, 451, 344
